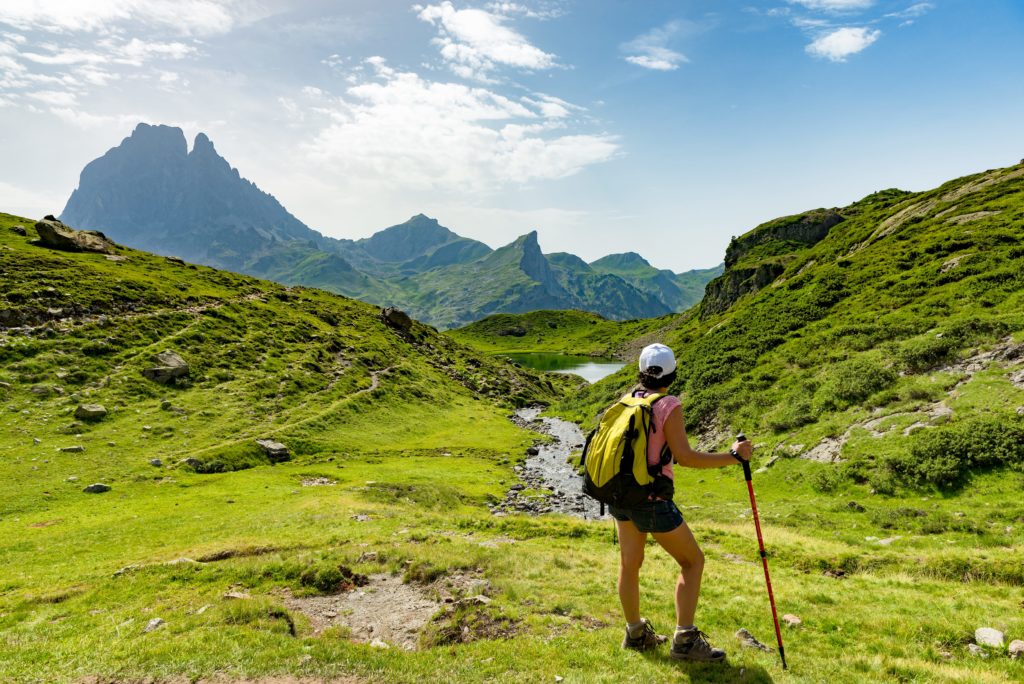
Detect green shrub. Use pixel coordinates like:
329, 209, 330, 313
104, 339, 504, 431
897, 335, 956, 373
889, 415, 1024, 487
813, 357, 897, 412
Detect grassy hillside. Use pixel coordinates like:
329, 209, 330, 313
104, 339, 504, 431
558, 163, 1024, 492
2, 208, 1023, 683
447, 309, 655, 358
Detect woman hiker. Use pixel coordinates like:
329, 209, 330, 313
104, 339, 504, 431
612, 343, 752, 661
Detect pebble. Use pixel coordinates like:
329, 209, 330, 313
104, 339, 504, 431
144, 618, 164, 633
1009, 639, 1024, 658
150, 459, 163, 467
968, 643, 988, 658
782, 614, 802, 627
370, 639, 389, 649
83, 483, 111, 493
60, 446, 85, 453
223, 591, 250, 600
975, 627, 1004, 648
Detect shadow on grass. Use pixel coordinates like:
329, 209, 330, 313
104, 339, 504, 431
654, 656, 775, 683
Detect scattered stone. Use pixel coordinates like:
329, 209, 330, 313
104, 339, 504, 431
782, 614, 802, 627
149, 459, 163, 467
142, 351, 189, 384
74, 404, 107, 421
60, 446, 85, 453
877, 536, 901, 546
975, 627, 1004, 648
33, 438, 41, 445
165, 256, 186, 266
196, 604, 211, 615
968, 643, 989, 658
846, 501, 865, 513
301, 477, 336, 487
380, 306, 413, 332
255, 438, 290, 462
735, 628, 772, 652
526, 446, 540, 456
555, 677, 564, 683
160, 399, 172, 410
10, 224, 26, 236
144, 618, 164, 633
66, 476, 78, 482
181, 457, 202, 469
83, 483, 110, 493
1009, 639, 1024, 658
457, 595, 492, 607
352, 514, 372, 522
370, 639, 390, 649
33, 217, 116, 254
104, 254, 128, 262
223, 591, 251, 600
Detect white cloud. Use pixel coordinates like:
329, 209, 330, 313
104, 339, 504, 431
485, 2, 565, 20
303, 59, 617, 192
25, 89, 78, 106
416, 1, 557, 80
622, 22, 690, 71
885, 3, 935, 22
806, 26, 880, 61
0, 0, 236, 36
787, 0, 874, 11
47, 107, 148, 129
0, 180, 60, 218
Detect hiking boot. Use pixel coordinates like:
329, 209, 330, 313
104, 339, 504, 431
622, 618, 667, 651
670, 628, 726, 662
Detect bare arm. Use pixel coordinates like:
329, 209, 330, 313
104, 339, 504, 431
663, 405, 752, 468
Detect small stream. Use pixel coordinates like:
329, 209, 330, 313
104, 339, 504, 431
489, 407, 604, 519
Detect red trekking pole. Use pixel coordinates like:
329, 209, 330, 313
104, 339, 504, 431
733, 433, 787, 670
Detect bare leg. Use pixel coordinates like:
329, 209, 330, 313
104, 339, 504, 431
616, 519, 647, 623
652, 522, 705, 627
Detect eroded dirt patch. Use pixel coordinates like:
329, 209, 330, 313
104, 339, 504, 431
284, 571, 496, 651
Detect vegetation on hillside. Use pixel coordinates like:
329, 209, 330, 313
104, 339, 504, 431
553, 162, 1024, 497
2, 187, 1023, 684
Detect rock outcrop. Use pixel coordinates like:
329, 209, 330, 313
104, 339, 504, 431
142, 351, 189, 384
724, 209, 843, 268
34, 216, 116, 254
381, 307, 413, 332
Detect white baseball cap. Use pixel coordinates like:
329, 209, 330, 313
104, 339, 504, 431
638, 343, 676, 378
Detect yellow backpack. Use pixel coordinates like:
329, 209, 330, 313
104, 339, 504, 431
581, 391, 673, 509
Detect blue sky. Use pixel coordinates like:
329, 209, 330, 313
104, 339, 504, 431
1, 0, 1022, 271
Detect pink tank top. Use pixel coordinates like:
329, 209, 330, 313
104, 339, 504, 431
633, 389, 682, 480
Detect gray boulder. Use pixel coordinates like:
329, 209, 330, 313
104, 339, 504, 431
34, 217, 116, 254
142, 351, 189, 384
10, 225, 26, 236
381, 306, 413, 332
83, 483, 110, 493
255, 438, 290, 462
975, 627, 1004, 648
74, 404, 107, 421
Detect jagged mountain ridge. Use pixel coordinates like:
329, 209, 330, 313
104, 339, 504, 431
60, 123, 721, 328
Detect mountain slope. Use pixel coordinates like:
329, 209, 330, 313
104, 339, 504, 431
589, 253, 723, 311
557, 161, 1024, 491
59, 124, 720, 329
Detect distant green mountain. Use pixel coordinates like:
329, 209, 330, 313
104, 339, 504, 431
59, 124, 720, 329
588, 252, 723, 312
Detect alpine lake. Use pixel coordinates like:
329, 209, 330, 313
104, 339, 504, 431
500, 352, 625, 383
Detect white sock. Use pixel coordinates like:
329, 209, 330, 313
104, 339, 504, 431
627, 619, 645, 636
675, 624, 695, 636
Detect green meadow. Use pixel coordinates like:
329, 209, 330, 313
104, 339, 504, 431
2, 183, 1023, 684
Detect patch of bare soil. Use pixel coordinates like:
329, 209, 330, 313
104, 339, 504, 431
283, 571, 493, 651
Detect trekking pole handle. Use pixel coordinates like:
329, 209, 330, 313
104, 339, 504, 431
732, 433, 752, 481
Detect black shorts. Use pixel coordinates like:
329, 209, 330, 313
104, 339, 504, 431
608, 499, 684, 534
